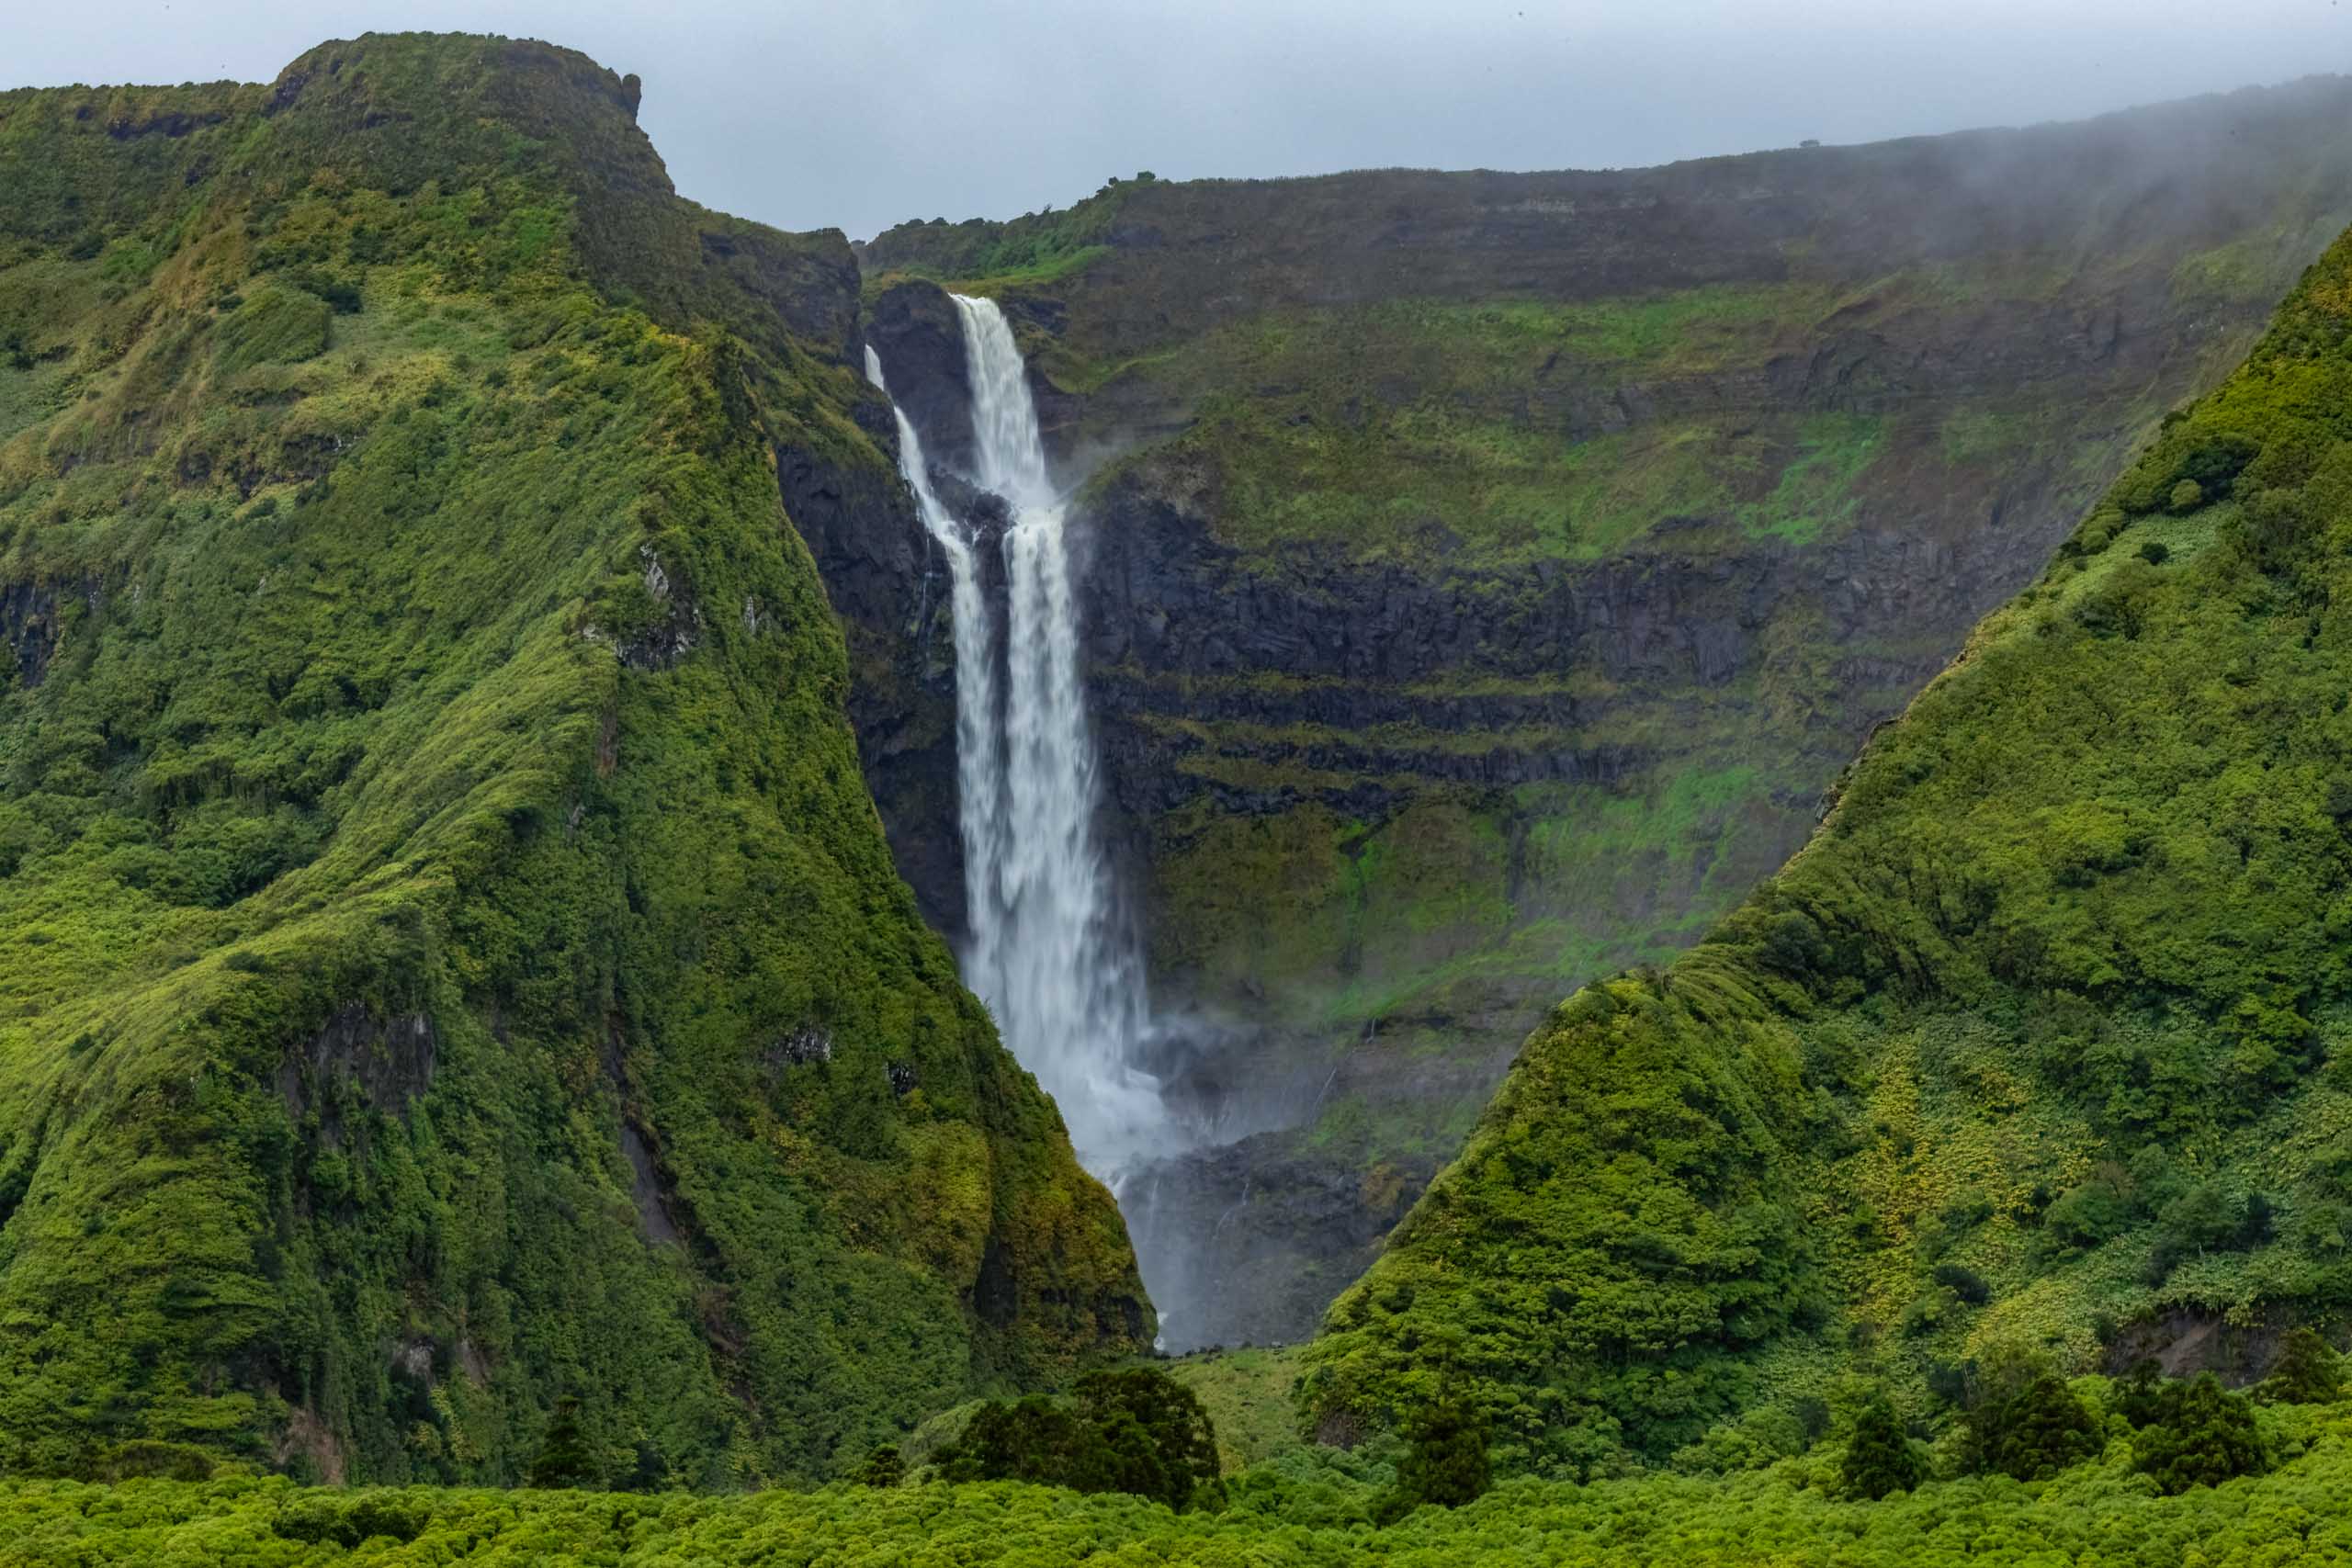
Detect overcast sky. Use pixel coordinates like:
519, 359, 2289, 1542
9, 1, 2351, 240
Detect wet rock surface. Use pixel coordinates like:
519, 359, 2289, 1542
775, 398, 967, 937
1126, 1134, 1441, 1353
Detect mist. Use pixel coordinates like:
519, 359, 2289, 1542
9, 1, 2351, 241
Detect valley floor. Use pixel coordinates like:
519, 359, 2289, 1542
14, 1404, 2352, 1567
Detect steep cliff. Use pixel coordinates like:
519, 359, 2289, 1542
0, 33, 1146, 1486
858, 79, 2352, 1348
1304, 216, 2352, 1472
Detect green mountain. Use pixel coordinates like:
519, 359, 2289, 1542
1300, 215, 2352, 1473
15, 21, 2352, 1533
853, 80, 2352, 1348
0, 34, 1145, 1486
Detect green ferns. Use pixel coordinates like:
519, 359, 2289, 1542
1305, 222, 2352, 1472
0, 34, 1145, 1486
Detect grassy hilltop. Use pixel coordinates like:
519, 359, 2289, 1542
0, 33, 1146, 1487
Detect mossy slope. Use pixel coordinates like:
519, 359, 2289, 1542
0, 33, 1146, 1487
1304, 220, 2352, 1472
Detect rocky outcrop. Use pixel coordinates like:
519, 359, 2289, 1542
1, 579, 69, 689
276, 1005, 438, 1130
864, 280, 977, 478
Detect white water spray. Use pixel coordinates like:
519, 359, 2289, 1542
866, 302, 1173, 1185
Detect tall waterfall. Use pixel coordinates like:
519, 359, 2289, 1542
866, 300, 1172, 1185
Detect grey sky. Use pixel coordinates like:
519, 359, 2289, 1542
10, 1, 2351, 241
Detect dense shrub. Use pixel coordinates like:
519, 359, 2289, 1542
858, 1446, 906, 1487
1374, 1400, 1492, 1522
526, 1399, 602, 1490
940, 1368, 1222, 1511
2146, 1182, 2256, 1285
271, 1493, 432, 1547
1930, 1263, 1991, 1306
2042, 1164, 2141, 1249
1840, 1394, 1926, 1500
81, 1441, 216, 1483
1968, 1372, 2103, 1482
2130, 1374, 2266, 1494
2117, 430, 2259, 513
2258, 1327, 2343, 1404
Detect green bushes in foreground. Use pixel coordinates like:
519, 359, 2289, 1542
1839, 1394, 1926, 1499
938, 1368, 1224, 1512
11, 1396, 2352, 1567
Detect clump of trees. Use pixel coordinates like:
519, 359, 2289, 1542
1907, 1343, 2295, 1498
2258, 1327, 2342, 1405
1964, 1367, 2101, 1482
1373, 1399, 1492, 1523
1841, 1393, 1926, 1499
2118, 1364, 2266, 1494
939, 1367, 1223, 1512
526, 1398, 601, 1490
858, 1445, 905, 1488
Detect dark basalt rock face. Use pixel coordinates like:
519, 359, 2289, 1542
1, 579, 71, 690
775, 396, 968, 939
864, 279, 977, 479
1072, 444, 2040, 1348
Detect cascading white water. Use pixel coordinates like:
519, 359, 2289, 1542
953, 296, 1171, 1180
866, 303, 1173, 1185
864, 344, 1004, 988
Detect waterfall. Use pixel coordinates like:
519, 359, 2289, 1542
863, 344, 1004, 995
866, 302, 1173, 1187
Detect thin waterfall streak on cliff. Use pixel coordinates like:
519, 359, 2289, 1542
863, 347, 1003, 966
950, 295, 1173, 1187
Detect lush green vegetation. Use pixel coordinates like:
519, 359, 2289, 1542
938, 1367, 1225, 1511
1074, 283, 1999, 569
858, 176, 1146, 296
13, 1378, 2352, 1564
1303, 221, 2352, 1473
0, 32, 1145, 1488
